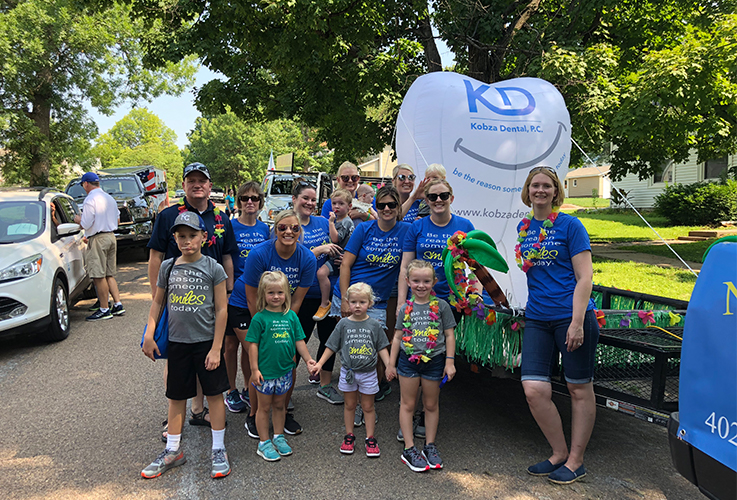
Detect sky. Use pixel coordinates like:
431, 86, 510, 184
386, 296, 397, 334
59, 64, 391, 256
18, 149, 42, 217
88, 42, 455, 150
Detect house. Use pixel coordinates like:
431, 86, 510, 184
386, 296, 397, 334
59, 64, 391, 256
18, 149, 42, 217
357, 145, 397, 177
564, 165, 611, 199
612, 154, 735, 208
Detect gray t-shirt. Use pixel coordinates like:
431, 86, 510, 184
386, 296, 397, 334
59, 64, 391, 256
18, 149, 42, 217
158, 255, 228, 344
395, 298, 456, 359
326, 317, 390, 372
334, 216, 354, 248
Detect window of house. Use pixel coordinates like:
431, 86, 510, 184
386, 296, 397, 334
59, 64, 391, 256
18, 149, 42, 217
564, 180, 568, 188
704, 157, 728, 179
653, 160, 674, 183
573, 179, 577, 187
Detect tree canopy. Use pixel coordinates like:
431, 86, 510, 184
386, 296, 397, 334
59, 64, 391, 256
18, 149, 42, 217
0, 0, 197, 186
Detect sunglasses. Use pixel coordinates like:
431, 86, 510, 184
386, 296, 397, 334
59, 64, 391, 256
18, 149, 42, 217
276, 224, 300, 233
239, 195, 260, 203
183, 163, 210, 178
395, 174, 416, 182
531, 166, 556, 175
340, 175, 360, 183
297, 180, 316, 189
376, 201, 398, 210
426, 191, 452, 202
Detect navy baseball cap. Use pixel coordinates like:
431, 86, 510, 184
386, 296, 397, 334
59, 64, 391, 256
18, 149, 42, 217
183, 162, 211, 180
80, 172, 100, 184
172, 211, 207, 233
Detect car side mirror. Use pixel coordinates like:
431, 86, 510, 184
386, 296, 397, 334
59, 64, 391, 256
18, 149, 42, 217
144, 189, 165, 196
57, 223, 81, 237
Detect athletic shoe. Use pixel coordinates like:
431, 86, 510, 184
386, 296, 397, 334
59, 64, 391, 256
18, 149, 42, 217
273, 434, 293, 456
225, 389, 248, 413
87, 300, 110, 311
287, 397, 294, 412
240, 389, 250, 407
284, 413, 302, 435
354, 405, 364, 427
210, 448, 231, 478
414, 411, 426, 439
111, 303, 125, 316
401, 446, 430, 472
422, 443, 443, 469
374, 381, 391, 401
397, 419, 418, 442
340, 433, 356, 454
257, 440, 281, 462
308, 372, 320, 384
245, 414, 259, 439
316, 385, 344, 405
365, 436, 380, 457
312, 305, 331, 321
141, 449, 186, 478
86, 309, 113, 321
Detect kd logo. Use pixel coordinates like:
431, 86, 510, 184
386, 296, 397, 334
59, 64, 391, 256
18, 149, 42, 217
464, 81, 535, 115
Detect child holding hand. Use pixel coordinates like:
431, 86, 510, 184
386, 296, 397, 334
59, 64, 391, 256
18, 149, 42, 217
247, 271, 316, 461
311, 283, 392, 457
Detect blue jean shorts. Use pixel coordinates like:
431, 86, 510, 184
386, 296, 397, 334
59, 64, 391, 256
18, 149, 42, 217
330, 294, 386, 329
253, 371, 293, 396
397, 350, 445, 381
338, 366, 380, 394
520, 309, 600, 384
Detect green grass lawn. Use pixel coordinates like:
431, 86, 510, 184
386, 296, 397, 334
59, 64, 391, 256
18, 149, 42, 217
592, 257, 697, 301
570, 211, 707, 243
564, 197, 610, 208
618, 240, 716, 264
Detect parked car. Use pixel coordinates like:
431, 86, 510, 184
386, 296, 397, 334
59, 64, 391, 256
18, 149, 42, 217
259, 171, 333, 224
0, 188, 92, 342
174, 189, 185, 199
210, 186, 226, 203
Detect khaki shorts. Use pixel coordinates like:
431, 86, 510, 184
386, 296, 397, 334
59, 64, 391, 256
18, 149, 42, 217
87, 232, 117, 278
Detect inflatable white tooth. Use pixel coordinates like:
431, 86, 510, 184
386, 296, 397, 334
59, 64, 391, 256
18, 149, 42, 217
396, 72, 571, 309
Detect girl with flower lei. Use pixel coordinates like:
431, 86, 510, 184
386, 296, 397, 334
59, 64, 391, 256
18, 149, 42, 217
386, 260, 457, 472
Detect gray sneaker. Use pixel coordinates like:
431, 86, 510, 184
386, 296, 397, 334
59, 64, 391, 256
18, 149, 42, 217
401, 446, 430, 472
316, 385, 344, 405
422, 442, 443, 469
414, 411, 426, 439
397, 419, 418, 442
141, 449, 186, 479
210, 448, 230, 478
354, 405, 364, 427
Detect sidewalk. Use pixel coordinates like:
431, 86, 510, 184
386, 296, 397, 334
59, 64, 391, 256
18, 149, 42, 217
591, 242, 702, 272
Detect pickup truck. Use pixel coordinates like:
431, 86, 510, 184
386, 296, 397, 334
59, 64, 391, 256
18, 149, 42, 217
258, 171, 333, 224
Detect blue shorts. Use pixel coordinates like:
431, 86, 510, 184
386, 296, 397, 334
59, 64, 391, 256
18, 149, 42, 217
253, 371, 293, 396
338, 366, 380, 394
520, 309, 600, 384
397, 350, 445, 381
330, 294, 386, 329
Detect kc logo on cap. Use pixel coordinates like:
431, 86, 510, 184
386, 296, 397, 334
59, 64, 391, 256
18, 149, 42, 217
172, 211, 207, 232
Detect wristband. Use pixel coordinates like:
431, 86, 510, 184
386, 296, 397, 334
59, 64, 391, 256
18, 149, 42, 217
446, 356, 455, 360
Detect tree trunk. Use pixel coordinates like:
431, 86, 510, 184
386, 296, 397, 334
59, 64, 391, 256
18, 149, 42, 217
417, 11, 442, 72
468, 43, 492, 83
28, 97, 52, 187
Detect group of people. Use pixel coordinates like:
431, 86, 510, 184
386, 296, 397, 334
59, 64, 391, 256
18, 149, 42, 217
137, 160, 599, 485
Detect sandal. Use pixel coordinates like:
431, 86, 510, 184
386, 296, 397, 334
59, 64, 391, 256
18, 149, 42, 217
189, 407, 211, 427
161, 420, 168, 443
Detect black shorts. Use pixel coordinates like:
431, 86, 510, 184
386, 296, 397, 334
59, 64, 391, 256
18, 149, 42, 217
226, 304, 252, 337
166, 341, 230, 400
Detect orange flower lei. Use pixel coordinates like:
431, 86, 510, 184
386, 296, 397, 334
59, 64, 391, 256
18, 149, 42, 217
178, 200, 225, 247
402, 292, 440, 364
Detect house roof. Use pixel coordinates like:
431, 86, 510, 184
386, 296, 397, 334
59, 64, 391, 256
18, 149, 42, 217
565, 165, 610, 179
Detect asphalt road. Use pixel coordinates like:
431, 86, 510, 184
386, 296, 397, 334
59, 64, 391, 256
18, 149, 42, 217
0, 251, 700, 500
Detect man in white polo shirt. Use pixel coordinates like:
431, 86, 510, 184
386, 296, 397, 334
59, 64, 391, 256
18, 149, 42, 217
74, 172, 125, 321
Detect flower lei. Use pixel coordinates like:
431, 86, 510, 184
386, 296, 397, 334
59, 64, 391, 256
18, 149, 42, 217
514, 207, 560, 272
178, 200, 225, 247
402, 292, 440, 364
447, 231, 496, 325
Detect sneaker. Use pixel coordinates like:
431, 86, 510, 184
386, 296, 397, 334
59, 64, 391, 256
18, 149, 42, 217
422, 443, 443, 469
287, 397, 294, 412
86, 309, 113, 321
257, 440, 281, 462
141, 448, 186, 478
272, 434, 293, 456
375, 380, 391, 401
312, 304, 331, 321
111, 303, 125, 316
240, 389, 251, 407
340, 433, 356, 454
211, 448, 231, 478
354, 405, 364, 427
365, 436, 380, 457
245, 414, 259, 439
284, 413, 302, 435
225, 389, 248, 413
401, 446, 430, 472
414, 411, 426, 439
308, 372, 320, 385
316, 385, 344, 405
88, 299, 101, 311
397, 419, 418, 442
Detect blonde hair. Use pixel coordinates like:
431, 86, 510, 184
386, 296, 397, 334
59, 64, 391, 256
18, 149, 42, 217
520, 166, 565, 207
423, 179, 454, 197
425, 163, 446, 179
346, 282, 375, 308
256, 270, 291, 313
392, 163, 415, 177
406, 259, 437, 281
331, 188, 353, 204
271, 209, 303, 241
337, 161, 358, 177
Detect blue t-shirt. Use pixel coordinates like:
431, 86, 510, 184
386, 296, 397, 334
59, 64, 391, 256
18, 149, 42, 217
518, 212, 595, 321
300, 216, 332, 299
148, 198, 238, 264
333, 220, 410, 309
225, 195, 235, 210
403, 215, 475, 300
231, 219, 270, 280
229, 239, 317, 309
320, 198, 333, 218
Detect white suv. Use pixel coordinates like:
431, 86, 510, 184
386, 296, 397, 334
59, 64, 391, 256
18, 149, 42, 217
0, 188, 91, 342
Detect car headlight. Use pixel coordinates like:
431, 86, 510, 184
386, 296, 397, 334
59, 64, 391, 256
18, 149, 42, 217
0, 254, 43, 283
129, 206, 151, 220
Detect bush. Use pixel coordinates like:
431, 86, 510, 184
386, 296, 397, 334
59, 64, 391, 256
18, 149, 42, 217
654, 179, 737, 225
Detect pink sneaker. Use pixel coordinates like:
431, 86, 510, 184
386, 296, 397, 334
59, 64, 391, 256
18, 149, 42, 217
365, 436, 380, 457
340, 433, 356, 454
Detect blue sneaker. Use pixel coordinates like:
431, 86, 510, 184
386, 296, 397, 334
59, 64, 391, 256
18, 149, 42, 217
225, 389, 248, 413
257, 440, 281, 462
240, 389, 250, 407
272, 434, 293, 456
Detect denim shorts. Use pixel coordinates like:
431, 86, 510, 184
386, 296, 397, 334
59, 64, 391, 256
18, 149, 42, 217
397, 350, 445, 381
520, 309, 600, 384
330, 294, 386, 329
253, 371, 293, 396
338, 366, 380, 394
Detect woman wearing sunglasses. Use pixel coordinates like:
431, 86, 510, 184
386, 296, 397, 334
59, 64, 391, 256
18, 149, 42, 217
516, 166, 598, 485
231, 209, 317, 436
321, 161, 375, 222
391, 164, 424, 223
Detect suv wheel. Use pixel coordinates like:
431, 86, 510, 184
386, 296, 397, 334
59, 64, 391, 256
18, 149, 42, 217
43, 277, 70, 342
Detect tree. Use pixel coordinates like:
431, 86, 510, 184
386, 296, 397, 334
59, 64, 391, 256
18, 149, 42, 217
0, 0, 197, 186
